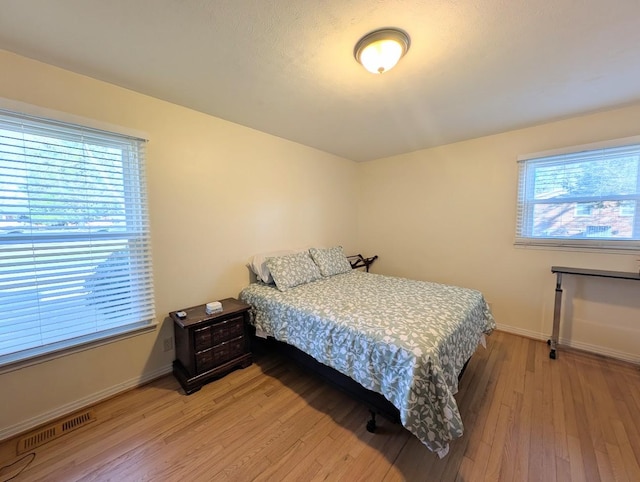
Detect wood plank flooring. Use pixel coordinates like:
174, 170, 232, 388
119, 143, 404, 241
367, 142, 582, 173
1, 331, 639, 481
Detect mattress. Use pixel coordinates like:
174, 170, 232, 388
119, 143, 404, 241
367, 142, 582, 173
240, 270, 495, 457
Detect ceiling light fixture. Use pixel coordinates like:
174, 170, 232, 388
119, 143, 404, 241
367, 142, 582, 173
354, 28, 410, 74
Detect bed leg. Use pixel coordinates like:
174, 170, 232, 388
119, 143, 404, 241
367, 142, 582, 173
366, 410, 377, 433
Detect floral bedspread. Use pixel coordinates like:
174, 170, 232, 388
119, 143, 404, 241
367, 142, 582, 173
239, 271, 495, 457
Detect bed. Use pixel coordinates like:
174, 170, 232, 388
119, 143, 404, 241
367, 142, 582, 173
239, 247, 495, 457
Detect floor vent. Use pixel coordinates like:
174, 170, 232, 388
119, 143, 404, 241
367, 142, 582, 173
17, 409, 96, 454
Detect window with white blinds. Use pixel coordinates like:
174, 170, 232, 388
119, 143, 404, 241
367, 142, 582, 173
0, 109, 155, 366
515, 137, 640, 250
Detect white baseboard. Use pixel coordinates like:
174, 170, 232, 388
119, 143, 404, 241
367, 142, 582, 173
496, 323, 640, 365
0, 363, 173, 442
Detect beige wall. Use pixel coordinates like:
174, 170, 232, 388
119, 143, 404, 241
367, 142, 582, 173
0, 50, 358, 438
358, 104, 640, 363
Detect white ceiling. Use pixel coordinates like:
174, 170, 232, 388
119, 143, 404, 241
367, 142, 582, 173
1, 0, 640, 162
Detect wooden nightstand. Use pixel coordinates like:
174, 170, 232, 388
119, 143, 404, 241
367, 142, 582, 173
170, 297, 252, 394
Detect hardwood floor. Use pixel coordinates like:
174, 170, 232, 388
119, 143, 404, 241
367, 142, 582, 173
1, 331, 639, 481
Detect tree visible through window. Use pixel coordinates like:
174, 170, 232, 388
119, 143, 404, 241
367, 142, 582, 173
0, 109, 155, 366
515, 140, 640, 249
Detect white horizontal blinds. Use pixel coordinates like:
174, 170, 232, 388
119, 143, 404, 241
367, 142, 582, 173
515, 141, 640, 247
515, 160, 532, 241
0, 109, 155, 363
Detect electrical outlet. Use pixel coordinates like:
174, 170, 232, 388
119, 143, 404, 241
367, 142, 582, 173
163, 336, 173, 352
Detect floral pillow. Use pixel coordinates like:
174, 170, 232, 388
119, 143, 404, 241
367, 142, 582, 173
309, 246, 352, 277
265, 251, 322, 291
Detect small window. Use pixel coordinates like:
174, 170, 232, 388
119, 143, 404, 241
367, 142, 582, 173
515, 137, 640, 249
575, 203, 594, 217
620, 201, 635, 217
0, 109, 155, 366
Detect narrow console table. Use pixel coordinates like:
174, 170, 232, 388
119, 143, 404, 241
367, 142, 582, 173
549, 266, 640, 359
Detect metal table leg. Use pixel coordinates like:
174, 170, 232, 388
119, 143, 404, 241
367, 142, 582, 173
549, 272, 562, 359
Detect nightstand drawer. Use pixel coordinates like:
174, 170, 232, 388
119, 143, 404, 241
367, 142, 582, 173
195, 336, 245, 372
194, 316, 244, 351
193, 326, 212, 352
213, 316, 245, 343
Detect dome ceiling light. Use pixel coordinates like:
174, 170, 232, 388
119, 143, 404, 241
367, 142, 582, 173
354, 28, 411, 74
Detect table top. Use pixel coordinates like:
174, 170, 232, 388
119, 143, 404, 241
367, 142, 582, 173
170, 297, 250, 328
551, 266, 640, 281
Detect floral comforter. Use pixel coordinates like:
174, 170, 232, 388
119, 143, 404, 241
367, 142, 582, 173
239, 271, 495, 457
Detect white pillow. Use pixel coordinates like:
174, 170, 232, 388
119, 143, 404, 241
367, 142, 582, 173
249, 250, 294, 283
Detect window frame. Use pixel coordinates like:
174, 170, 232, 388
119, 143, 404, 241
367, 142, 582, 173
0, 105, 156, 369
515, 135, 640, 251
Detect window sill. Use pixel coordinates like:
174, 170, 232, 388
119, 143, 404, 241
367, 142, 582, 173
514, 241, 640, 255
0, 322, 158, 375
